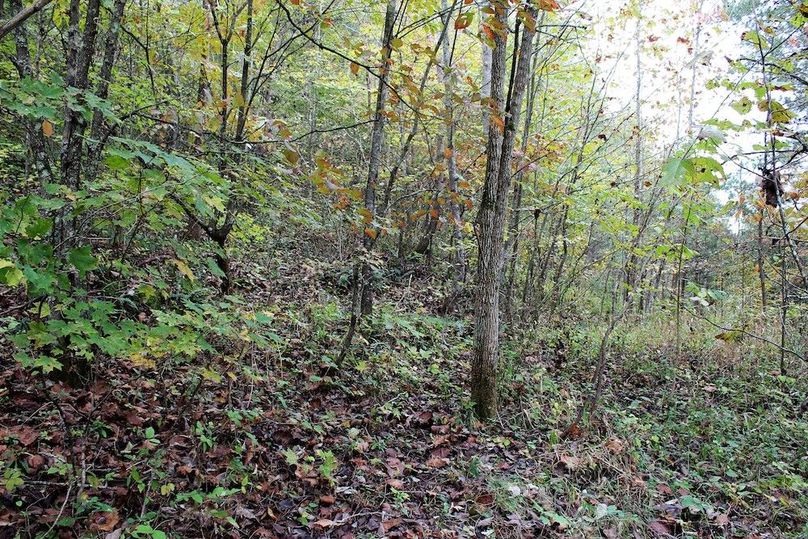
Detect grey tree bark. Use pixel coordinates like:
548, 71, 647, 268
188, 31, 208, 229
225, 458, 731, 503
472, 4, 537, 420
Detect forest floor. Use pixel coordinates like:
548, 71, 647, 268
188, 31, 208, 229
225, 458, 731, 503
1, 251, 806, 539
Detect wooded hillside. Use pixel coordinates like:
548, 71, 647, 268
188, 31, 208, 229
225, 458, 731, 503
0, 0, 806, 537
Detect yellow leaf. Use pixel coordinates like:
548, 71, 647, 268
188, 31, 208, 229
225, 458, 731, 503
172, 258, 195, 281
129, 352, 156, 369
350, 62, 360, 76
283, 148, 300, 166
42, 120, 54, 137
357, 207, 373, 223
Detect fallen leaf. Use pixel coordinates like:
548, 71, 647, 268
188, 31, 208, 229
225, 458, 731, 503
648, 520, 673, 536
476, 493, 494, 506
714, 513, 730, 526
559, 454, 580, 470
605, 437, 625, 454
314, 518, 336, 528
89, 510, 119, 532
386, 457, 405, 477
14, 425, 38, 446
382, 518, 402, 532
26, 454, 45, 473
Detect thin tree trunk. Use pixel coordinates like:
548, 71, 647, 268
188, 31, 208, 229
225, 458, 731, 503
58, 0, 102, 248
339, 0, 398, 363
756, 204, 768, 310
479, 1, 492, 139
358, 0, 398, 316
625, 4, 643, 306
87, 0, 127, 173
471, 4, 537, 420
440, 0, 465, 309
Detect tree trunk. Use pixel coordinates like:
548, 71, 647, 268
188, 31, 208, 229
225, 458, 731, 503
756, 204, 767, 310
471, 4, 536, 420
440, 0, 465, 310
358, 0, 398, 316
479, 2, 492, 139
624, 4, 643, 306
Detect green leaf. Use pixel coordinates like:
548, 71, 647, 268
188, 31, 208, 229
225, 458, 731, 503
690, 157, 725, 186
661, 158, 694, 187
0, 260, 25, 287
730, 96, 752, 115
68, 246, 98, 277
741, 31, 769, 50
283, 448, 298, 466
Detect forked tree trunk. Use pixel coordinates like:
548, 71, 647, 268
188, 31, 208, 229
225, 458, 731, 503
471, 4, 537, 420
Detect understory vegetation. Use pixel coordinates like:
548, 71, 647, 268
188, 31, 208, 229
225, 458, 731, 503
0, 0, 806, 537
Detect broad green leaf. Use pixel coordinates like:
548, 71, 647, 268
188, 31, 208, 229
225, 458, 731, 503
0, 260, 25, 287
68, 246, 98, 277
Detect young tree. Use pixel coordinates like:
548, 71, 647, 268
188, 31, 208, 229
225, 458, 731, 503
471, 1, 540, 420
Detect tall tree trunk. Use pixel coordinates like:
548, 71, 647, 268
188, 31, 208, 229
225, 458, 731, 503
440, 0, 465, 309
338, 0, 398, 364
86, 0, 127, 176
9, 0, 51, 187
503, 36, 541, 323
358, 0, 397, 316
471, 4, 537, 420
380, 8, 451, 217
479, 1, 492, 139
624, 4, 643, 306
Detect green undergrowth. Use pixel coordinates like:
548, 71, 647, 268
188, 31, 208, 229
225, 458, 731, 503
1, 273, 806, 537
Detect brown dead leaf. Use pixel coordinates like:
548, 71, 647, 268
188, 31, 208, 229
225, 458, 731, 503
648, 520, 673, 537
414, 411, 433, 426
605, 437, 625, 454
432, 434, 450, 447
41, 120, 54, 137
714, 513, 730, 526
657, 483, 673, 496
565, 422, 583, 439
386, 478, 404, 489
320, 494, 336, 505
125, 411, 144, 426
89, 510, 119, 532
382, 518, 402, 532
475, 493, 494, 506
426, 457, 449, 468
386, 457, 405, 477
314, 518, 336, 528
559, 454, 580, 470
26, 454, 45, 473
14, 425, 38, 446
